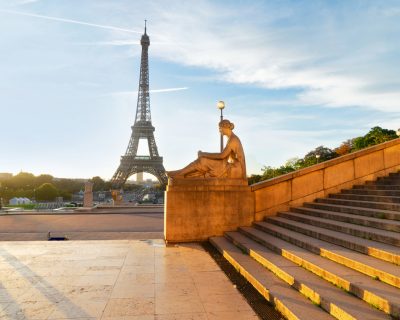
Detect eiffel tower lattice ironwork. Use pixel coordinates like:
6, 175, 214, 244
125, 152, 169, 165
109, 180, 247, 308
111, 22, 167, 188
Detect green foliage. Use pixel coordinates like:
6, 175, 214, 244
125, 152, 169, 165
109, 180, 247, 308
352, 126, 397, 151
0, 173, 113, 202
35, 183, 59, 201
52, 178, 82, 194
58, 190, 72, 201
35, 174, 54, 186
5, 172, 35, 189
251, 126, 398, 184
261, 164, 296, 180
123, 183, 142, 191
89, 176, 111, 191
0, 173, 106, 202
7, 203, 37, 210
248, 174, 263, 185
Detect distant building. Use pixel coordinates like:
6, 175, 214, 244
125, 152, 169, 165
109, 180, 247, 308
0, 173, 12, 179
72, 190, 84, 202
72, 190, 112, 203
9, 197, 31, 205
137, 172, 144, 183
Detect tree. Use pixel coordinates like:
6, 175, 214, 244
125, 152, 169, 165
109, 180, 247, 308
248, 174, 262, 185
8, 172, 35, 189
250, 126, 397, 185
352, 127, 397, 151
303, 146, 337, 167
35, 174, 54, 187
285, 157, 302, 171
261, 163, 296, 180
35, 183, 59, 201
89, 176, 106, 191
53, 178, 82, 194
334, 140, 353, 156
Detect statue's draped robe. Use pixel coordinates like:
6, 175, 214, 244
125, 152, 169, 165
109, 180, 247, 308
186, 133, 246, 179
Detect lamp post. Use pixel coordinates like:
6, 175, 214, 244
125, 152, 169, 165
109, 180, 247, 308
316, 154, 321, 164
217, 100, 225, 152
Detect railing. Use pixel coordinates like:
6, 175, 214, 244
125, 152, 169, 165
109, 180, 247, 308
122, 156, 163, 161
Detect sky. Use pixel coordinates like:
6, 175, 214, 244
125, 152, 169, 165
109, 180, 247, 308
0, 0, 399, 180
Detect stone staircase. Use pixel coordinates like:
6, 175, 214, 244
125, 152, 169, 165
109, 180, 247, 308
211, 171, 400, 320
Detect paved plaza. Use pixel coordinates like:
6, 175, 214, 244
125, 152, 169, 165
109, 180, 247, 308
0, 240, 258, 320
0, 212, 164, 241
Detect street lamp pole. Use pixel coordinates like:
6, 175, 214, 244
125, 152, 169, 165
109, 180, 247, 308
217, 101, 225, 152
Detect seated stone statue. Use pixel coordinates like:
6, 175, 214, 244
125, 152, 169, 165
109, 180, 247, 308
167, 119, 246, 180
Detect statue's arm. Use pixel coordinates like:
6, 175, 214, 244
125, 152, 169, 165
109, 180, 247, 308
199, 151, 223, 159
199, 138, 237, 159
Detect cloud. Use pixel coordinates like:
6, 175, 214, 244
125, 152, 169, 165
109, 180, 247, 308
0, 9, 142, 34
110, 87, 189, 97
88, 40, 139, 46
121, 1, 400, 113
75, 40, 173, 47
150, 87, 188, 93
16, 0, 41, 4
13, 2, 397, 113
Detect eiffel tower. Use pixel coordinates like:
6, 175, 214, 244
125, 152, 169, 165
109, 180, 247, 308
111, 22, 167, 188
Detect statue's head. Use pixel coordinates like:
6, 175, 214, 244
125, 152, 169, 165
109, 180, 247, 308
219, 119, 234, 137
219, 119, 234, 130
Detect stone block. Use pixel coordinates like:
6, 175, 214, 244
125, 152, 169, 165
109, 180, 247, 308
289, 191, 325, 208
354, 170, 386, 185
254, 181, 291, 213
292, 171, 323, 200
354, 150, 384, 178
324, 181, 355, 197
165, 179, 254, 242
263, 203, 290, 219
384, 143, 400, 169
323, 160, 354, 189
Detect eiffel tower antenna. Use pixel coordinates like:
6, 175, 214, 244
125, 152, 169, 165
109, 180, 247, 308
111, 21, 167, 188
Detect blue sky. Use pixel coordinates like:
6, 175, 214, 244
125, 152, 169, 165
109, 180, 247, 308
0, 0, 399, 180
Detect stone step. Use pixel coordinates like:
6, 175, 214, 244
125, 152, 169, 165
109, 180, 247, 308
342, 188, 400, 197
366, 179, 400, 185
304, 201, 400, 221
269, 214, 400, 265
291, 206, 400, 232
330, 193, 400, 204
254, 220, 400, 289
224, 231, 390, 320
238, 226, 400, 318
353, 184, 400, 191
276, 211, 400, 249
388, 172, 400, 178
378, 175, 400, 182
316, 197, 400, 211
209, 236, 334, 320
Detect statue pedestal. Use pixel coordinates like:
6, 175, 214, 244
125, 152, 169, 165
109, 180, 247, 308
164, 178, 254, 242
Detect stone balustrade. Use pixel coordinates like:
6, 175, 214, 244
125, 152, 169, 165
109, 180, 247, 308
252, 138, 400, 220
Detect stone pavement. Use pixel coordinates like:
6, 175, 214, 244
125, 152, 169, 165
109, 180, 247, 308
0, 240, 259, 320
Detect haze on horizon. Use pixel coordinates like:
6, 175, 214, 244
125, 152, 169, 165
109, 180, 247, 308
0, 0, 399, 180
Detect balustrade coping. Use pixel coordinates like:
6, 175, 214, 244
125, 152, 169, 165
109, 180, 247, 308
251, 137, 400, 191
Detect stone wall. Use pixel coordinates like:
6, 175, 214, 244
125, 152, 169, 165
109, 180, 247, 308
252, 138, 400, 220
164, 179, 254, 242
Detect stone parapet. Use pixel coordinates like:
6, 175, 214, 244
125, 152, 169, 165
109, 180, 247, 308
252, 138, 400, 220
165, 178, 254, 242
